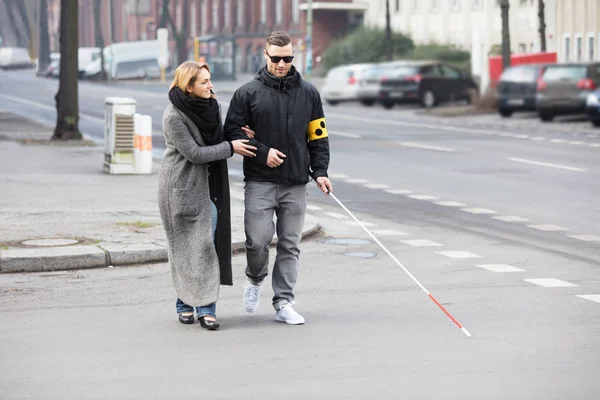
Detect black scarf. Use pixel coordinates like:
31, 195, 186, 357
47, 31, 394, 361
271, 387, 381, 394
168, 86, 222, 145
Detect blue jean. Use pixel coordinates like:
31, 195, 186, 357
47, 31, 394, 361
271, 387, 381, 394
176, 201, 218, 318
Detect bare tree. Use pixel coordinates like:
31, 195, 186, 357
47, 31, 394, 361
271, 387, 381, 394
93, 0, 107, 80
385, 0, 392, 61
500, 0, 511, 70
160, 0, 190, 65
52, 0, 81, 141
538, 0, 547, 52
38, 0, 51, 74
3, 0, 28, 47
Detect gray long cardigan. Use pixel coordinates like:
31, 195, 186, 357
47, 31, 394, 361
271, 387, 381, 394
158, 103, 233, 307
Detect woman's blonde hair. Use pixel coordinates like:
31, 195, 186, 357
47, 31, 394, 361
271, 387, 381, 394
170, 61, 215, 97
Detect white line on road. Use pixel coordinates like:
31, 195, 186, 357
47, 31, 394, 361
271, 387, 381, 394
576, 294, 600, 303
524, 278, 578, 288
398, 142, 455, 152
343, 220, 377, 227
407, 194, 439, 201
384, 189, 413, 195
306, 205, 323, 211
328, 173, 350, 179
589, 143, 600, 147
434, 201, 466, 207
461, 207, 497, 215
567, 235, 600, 242
530, 136, 546, 141
492, 215, 530, 222
0, 93, 104, 123
528, 224, 569, 232
507, 157, 586, 172
330, 131, 361, 139
324, 212, 350, 220
371, 229, 407, 236
401, 239, 444, 247
364, 183, 392, 189
476, 264, 525, 272
437, 250, 481, 259
344, 178, 369, 184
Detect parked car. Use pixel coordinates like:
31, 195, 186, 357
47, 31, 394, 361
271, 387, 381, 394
378, 61, 478, 109
536, 62, 600, 121
321, 63, 374, 105
496, 63, 549, 117
0, 47, 34, 70
586, 88, 600, 127
356, 61, 409, 106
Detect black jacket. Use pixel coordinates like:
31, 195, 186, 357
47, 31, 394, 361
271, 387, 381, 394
224, 66, 330, 185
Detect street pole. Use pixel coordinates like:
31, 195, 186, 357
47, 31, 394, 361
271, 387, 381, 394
385, 0, 392, 61
305, 0, 313, 79
500, 0, 511, 70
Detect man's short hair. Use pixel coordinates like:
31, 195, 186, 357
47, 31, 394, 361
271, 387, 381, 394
266, 31, 292, 48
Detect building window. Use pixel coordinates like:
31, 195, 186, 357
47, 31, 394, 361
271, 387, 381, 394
237, 0, 244, 26
576, 35, 583, 61
275, 0, 283, 24
452, 0, 460, 10
589, 36, 595, 61
530, 43, 534, 53
190, 2, 197, 36
260, 0, 267, 24
224, 0, 230, 28
518, 43, 527, 53
212, 1, 219, 28
564, 36, 571, 62
412, 0, 418, 12
292, 0, 299, 22
473, 0, 480, 8
432, 0, 438, 11
395, 0, 401, 12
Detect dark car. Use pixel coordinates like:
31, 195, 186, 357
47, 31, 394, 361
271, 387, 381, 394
536, 62, 600, 121
378, 61, 478, 109
586, 88, 600, 127
496, 63, 548, 117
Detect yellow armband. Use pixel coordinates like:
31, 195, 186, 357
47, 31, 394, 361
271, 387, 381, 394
307, 118, 328, 141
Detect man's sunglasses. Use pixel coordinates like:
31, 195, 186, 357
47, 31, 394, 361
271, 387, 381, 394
266, 50, 294, 64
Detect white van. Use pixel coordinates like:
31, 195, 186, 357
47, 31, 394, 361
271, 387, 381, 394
84, 40, 163, 80
0, 47, 33, 70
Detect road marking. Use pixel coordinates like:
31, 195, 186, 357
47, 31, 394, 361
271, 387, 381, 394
398, 142, 454, 152
507, 157, 586, 172
576, 294, 600, 304
528, 224, 569, 232
514, 134, 530, 139
306, 205, 323, 211
384, 189, 413, 195
407, 194, 439, 200
343, 220, 377, 227
567, 141, 584, 145
371, 229, 407, 236
590, 143, 600, 147
524, 278, 578, 287
437, 250, 481, 259
550, 138, 567, 143
434, 201, 466, 207
345, 178, 369, 184
324, 212, 349, 220
492, 215, 530, 222
461, 207, 497, 215
476, 264, 525, 272
0, 93, 104, 123
364, 183, 392, 189
530, 136, 546, 141
401, 239, 444, 247
328, 173, 349, 179
567, 235, 600, 242
330, 131, 361, 139
233, 182, 244, 187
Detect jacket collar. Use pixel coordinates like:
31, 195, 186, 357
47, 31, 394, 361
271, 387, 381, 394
255, 65, 301, 90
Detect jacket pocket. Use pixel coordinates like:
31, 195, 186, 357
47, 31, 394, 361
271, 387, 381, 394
171, 188, 201, 219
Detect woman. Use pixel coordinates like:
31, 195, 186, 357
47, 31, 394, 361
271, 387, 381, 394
158, 61, 256, 330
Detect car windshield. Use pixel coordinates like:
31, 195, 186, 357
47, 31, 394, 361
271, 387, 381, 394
387, 66, 420, 79
500, 66, 537, 82
542, 66, 587, 81
326, 67, 351, 80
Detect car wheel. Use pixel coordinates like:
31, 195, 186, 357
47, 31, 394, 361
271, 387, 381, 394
421, 90, 436, 108
382, 101, 394, 110
326, 100, 339, 106
538, 110, 555, 122
498, 108, 513, 118
360, 99, 375, 107
592, 119, 600, 127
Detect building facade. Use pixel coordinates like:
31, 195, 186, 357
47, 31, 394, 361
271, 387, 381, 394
555, 0, 600, 63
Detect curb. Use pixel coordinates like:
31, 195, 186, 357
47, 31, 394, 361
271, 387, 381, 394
0, 217, 321, 274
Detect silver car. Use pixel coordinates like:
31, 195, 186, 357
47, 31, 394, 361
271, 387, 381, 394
320, 63, 374, 105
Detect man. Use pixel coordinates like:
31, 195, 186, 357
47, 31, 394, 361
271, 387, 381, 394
224, 31, 332, 325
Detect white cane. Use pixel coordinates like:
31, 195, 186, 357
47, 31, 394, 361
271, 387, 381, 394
327, 192, 472, 337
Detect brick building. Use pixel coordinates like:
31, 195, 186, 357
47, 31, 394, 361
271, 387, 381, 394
41, 1, 366, 74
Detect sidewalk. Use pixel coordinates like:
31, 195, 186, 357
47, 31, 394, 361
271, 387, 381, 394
0, 111, 320, 273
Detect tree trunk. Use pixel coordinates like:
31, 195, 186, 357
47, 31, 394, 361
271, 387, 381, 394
169, 0, 190, 65
52, 0, 81, 141
4, 0, 27, 47
538, 0, 547, 52
38, 0, 51, 74
500, 0, 511, 70
159, 0, 170, 29
14, 0, 32, 43
385, 0, 392, 61
93, 0, 107, 80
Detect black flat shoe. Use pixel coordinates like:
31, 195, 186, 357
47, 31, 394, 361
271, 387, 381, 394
178, 313, 195, 324
199, 316, 220, 330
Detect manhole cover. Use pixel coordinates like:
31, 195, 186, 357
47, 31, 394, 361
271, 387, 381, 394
345, 252, 376, 258
324, 238, 370, 245
22, 238, 79, 246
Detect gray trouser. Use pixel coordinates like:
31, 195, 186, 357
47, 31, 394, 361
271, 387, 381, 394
244, 181, 307, 309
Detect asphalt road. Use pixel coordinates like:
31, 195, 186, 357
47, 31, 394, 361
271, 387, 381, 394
1, 69, 599, 399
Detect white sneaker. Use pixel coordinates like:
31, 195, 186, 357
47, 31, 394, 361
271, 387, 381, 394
243, 280, 262, 313
275, 302, 305, 325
